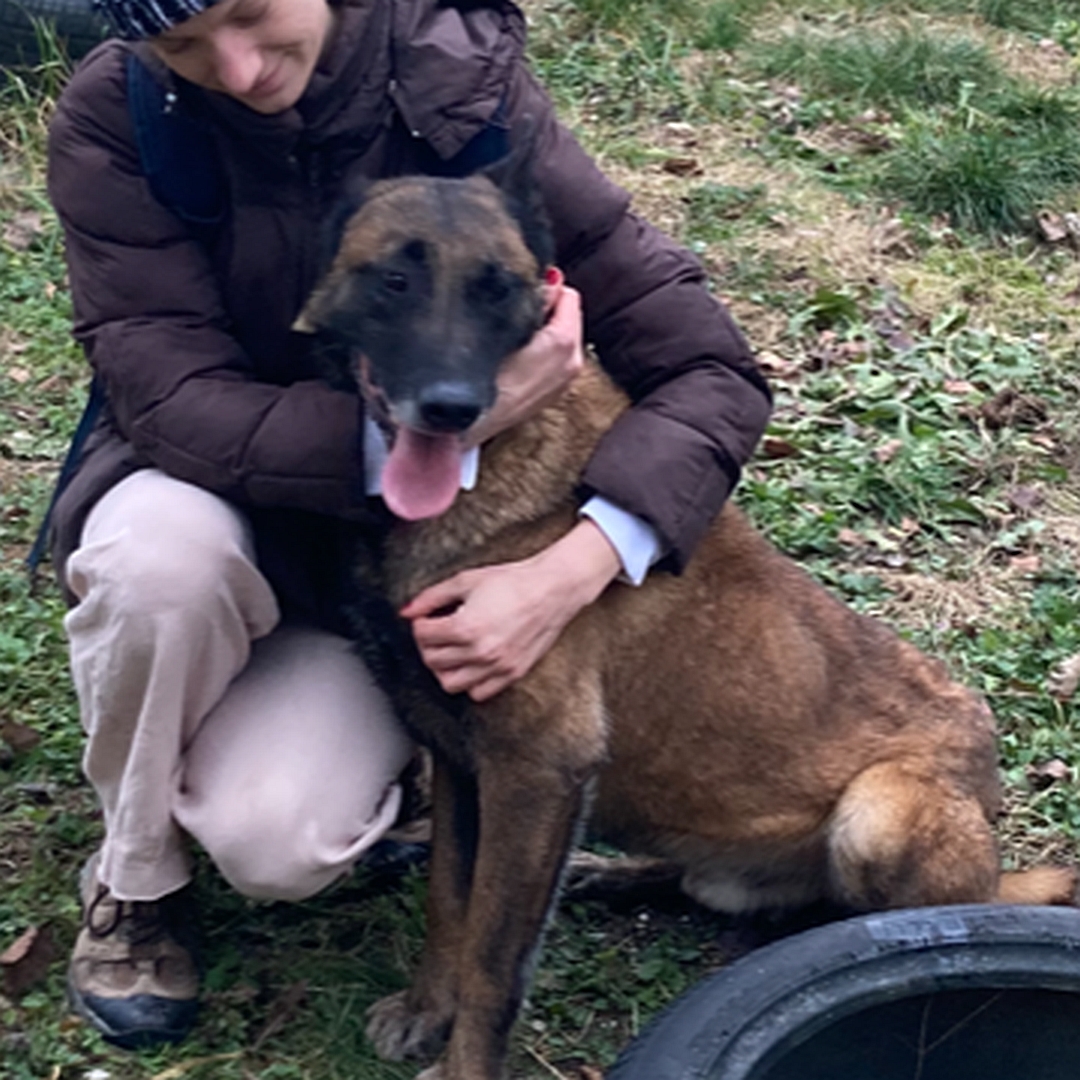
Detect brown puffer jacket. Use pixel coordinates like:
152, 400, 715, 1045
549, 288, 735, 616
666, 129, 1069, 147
46, 0, 770, 621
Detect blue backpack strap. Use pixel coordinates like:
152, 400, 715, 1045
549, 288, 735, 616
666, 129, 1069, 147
443, 103, 510, 176
26, 54, 225, 580
25, 376, 105, 578
125, 50, 226, 236
409, 99, 511, 178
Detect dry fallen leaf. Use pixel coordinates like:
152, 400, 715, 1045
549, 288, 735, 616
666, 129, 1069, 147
977, 388, 1049, 430
662, 155, 702, 176
1007, 486, 1043, 513
943, 378, 976, 395
1038, 210, 1069, 244
760, 436, 798, 459
1026, 759, 1072, 791
837, 528, 867, 547
1, 720, 42, 754
1009, 554, 1041, 574
874, 439, 903, 463
756, 350, 801, 379
2, 210, 44, 251
1, 925, 56, 999
1048, 652, 1080, 700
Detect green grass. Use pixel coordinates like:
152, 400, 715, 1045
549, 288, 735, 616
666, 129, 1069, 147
684, 181, 774, 244
537, 0, 1080, 238
5, 1, 1080, 1076
744, 23, 1080, 235
874, 83, 1080, 234
744, 321, 1068, 554
750, 25, 1006, 111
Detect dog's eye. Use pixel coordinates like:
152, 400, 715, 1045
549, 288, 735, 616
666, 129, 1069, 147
382, 271, 409, 294
474, 263, 512, 302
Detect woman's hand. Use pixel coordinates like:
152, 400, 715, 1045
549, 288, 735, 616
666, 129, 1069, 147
463, 273, 585, 449
400, 519, 621, 702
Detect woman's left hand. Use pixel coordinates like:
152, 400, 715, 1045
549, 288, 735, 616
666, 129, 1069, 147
462, 273, 584, 449
400, 519, 621, 702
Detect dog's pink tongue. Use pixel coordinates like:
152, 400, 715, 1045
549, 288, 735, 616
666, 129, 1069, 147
382, 427, 463, 520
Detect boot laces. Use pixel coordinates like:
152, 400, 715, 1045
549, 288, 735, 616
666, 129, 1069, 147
86, 884, 171, 946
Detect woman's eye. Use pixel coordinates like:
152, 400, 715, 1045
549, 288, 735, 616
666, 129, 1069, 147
382, 271, 409, 294
231, 0, 269, 28
156, 37, 194, 56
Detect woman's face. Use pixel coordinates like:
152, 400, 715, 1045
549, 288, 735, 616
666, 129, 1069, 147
150, 0, 335, 114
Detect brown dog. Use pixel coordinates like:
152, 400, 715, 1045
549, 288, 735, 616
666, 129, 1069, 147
299, 169, 1076, 1080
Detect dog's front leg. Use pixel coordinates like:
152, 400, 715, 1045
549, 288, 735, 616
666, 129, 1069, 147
368, 752, 478, 1061
432, 751, 594, 1080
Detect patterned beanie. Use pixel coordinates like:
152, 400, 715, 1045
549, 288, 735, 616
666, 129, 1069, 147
92, 0, 223, 40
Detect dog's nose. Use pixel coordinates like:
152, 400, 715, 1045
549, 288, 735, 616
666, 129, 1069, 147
417, 381, 484, 433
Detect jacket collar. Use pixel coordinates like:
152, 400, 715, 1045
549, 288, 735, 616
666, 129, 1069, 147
388, 0, 526, 159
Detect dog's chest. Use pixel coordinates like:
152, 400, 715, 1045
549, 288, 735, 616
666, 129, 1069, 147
383, 366, 628, 605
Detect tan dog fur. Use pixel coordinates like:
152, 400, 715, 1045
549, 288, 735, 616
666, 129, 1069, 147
301, 174, 1076, 1080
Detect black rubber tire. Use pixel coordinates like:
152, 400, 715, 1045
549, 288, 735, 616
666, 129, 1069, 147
0, 0, 109, 68
607, 904, 1080, 1080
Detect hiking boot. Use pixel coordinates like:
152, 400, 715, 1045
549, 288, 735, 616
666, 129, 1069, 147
67, 854, 200, 1049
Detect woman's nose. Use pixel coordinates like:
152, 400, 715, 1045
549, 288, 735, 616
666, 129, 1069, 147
210, 28, 263, 96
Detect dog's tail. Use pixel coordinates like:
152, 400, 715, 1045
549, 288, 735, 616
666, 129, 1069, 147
996, 866, 1077, 906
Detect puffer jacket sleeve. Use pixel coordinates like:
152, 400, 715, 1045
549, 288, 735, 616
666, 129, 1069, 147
47, 45, 364, 516
504, 68, 772, 571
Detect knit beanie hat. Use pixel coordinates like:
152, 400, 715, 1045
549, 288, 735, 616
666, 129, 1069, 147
92, 0, 223, 40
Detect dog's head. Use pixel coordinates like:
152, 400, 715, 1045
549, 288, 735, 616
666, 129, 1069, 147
297, 159, 554, 521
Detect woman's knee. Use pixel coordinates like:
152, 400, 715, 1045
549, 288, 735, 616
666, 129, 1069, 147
170, 615, 415, 902
66, 470, 275, 626
198, 781, 404, 902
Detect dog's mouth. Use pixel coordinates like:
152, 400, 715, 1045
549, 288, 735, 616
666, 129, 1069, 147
358, 355, 478, 522
354, 270, 562, 522
383, 426, 467, 521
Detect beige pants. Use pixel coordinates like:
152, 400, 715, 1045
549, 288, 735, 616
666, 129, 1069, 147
64, 469, 414, 904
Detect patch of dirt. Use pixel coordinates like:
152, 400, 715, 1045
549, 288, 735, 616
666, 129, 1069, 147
1043, 490, 1080, 568
874, 567, 1017, 634
990, 29, 1078, 88
0, 814, 37, 880
997, 784, 1079, 870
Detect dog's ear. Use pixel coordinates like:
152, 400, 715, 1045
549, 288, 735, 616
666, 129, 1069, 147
293, 271, 340, 335
321, 177, 373, 275
294, 177, 374, 335
482, 120, 556, 272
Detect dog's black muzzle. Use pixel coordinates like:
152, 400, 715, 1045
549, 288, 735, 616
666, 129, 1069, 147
415, 379, 487, 434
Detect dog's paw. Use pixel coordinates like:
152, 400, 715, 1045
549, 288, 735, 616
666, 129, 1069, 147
366, 990, 453, 1062
415, 1063, 449, 1080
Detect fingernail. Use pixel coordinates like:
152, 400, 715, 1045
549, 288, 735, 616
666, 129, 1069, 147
545, 267, 564, 287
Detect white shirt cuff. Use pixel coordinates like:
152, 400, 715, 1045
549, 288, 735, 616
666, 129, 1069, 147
364, 415, 480, 496
363, 415, 390, 495
579, 496, 661, 586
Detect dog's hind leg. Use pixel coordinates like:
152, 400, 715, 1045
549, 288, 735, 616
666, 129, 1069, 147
830, 761, 1078, 909
827, 760, 1003, 909
368, 753, 478, 1062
